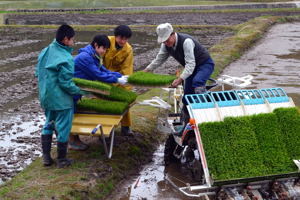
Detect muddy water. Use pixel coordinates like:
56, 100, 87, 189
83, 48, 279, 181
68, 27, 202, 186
109, 23, 300, 200
222, 22, 300, 107
108, 145, 197, 200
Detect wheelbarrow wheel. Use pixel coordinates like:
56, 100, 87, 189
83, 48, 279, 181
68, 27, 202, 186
164, 135, 178, 166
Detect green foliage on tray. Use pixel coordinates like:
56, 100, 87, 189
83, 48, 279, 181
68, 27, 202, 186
201, 117, 265, 180
128, 71, 176, 86
96, 85, 137, 104
251, 113, 294, 174
73, 78, 111, 92
274, 107, 300, 160
73, 78, 137, 104
77, 98, 128, 115
200, 108, 299, 181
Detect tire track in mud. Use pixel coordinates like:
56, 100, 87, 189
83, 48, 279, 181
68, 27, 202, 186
7, 11, 300, 26
0, 52, 39, 68
0, 40, 40, 50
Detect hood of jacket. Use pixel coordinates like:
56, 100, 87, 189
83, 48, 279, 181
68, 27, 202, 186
78, 44, 98, 58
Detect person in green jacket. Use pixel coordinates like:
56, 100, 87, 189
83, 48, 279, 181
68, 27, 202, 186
36, 24, 82, 168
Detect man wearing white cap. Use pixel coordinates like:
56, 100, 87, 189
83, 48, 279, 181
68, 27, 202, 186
144, 23, 214, 104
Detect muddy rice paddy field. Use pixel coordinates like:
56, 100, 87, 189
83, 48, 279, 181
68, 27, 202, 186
0, 8, 300, 193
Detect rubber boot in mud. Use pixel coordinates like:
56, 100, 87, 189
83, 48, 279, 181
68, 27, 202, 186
164, 135, 179, 166
57, 142, 72, 168
41, 134, 54, 167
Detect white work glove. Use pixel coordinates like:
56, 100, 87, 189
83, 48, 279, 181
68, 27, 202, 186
117, 76, 128, 85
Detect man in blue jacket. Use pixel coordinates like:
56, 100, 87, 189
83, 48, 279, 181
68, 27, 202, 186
36, 24, 83, 168
69, 34, 127, 150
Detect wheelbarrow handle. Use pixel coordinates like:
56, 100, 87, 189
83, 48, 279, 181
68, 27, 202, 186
91, 124, 101, 135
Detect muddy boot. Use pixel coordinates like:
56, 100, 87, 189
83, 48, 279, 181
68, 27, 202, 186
57, 142, 72, 168
68, 135, 89, 151
41, 134, 54, 167
121, 126, 134, 136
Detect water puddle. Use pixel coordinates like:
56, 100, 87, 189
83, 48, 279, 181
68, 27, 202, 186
0, 113, 44, 183
222, 22, 300, 107
110, 145, 197, 200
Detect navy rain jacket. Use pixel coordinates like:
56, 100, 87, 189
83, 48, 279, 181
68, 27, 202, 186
74, 44, 121, 82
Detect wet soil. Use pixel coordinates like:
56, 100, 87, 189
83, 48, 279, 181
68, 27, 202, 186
5, 10, 300, 26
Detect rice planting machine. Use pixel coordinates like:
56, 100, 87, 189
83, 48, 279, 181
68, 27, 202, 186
142, 75, 300, 199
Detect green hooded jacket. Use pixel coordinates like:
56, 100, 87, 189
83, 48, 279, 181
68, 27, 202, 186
36, 39, 80, 110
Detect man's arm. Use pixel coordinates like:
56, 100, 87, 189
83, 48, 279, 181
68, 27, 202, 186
144, 44, 169, 72
180, 38, 196, 80
171, 39, 196, 87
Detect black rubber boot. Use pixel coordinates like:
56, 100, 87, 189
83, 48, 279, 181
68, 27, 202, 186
41, 134, 54, 167
57, 142, 72, 168
121, 126, 134, 136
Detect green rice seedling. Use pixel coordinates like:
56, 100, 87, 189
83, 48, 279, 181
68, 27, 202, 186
200, 121, 234, 180
73, 78, 111, 94
222, 116, 265, 179
77, 98, 128, 115
200, 108, 300, 181
251, 113, 295, 175
200, 116, 265, 180
274, 107, 300, 160
96, 85, 137, 104
128, 71, 176, 86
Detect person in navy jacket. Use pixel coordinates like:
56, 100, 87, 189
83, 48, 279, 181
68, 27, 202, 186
70, 34, 128, 150
74, 34, 127, 83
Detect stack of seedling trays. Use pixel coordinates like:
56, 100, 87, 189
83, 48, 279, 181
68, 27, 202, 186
73, 72, 176, 114
185, 88, 300, 186
73, 78, 137, 115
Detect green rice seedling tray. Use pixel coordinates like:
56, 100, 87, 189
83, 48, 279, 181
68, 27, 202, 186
128, 71, 176, 86
73, 78, 111, 95
76, 98, 129, 115
95, 85, 137, 104
199, 108, 300, 182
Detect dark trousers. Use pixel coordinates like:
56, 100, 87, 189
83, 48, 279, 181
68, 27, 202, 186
183, 57, 214, 104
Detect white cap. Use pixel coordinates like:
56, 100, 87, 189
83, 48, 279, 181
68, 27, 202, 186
156, 23, 173, 43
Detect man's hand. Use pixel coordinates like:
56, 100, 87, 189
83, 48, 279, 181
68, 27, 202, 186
171, 78, 183, 88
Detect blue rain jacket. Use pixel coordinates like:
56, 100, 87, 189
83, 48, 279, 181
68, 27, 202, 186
36, 39, 81, 110
74, 44, 122, 82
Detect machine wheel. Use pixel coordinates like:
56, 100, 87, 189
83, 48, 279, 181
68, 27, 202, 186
164, 135, 178, 166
